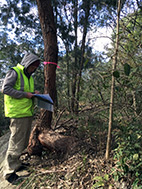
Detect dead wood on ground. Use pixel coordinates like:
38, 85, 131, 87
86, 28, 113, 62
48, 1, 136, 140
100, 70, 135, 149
27, 124, 77, 158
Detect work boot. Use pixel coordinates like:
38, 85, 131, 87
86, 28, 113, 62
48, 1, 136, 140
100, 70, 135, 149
6, 172, 19, 183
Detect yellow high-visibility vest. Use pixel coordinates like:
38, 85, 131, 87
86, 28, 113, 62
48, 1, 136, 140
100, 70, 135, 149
4, 64, 34, 118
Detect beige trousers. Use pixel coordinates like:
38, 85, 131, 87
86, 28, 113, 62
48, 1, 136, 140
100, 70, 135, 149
3, 117, 33, 179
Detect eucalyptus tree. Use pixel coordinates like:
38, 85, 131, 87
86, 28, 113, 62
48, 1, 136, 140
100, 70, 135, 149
36, 0, 58, 129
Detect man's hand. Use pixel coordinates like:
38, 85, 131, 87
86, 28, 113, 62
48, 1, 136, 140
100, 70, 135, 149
34, 90, 40, 94
26, 92, 34, 99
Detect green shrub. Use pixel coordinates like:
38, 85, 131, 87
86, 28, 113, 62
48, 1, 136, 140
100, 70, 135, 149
112, 120, 142, 187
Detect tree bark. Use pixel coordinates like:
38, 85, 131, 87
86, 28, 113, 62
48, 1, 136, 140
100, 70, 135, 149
36, 0, 58, 129
28, 0, 58, 155
105, 0, 121, 160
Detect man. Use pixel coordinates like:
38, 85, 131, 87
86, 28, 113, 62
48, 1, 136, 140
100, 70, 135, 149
2, 52, 40, 183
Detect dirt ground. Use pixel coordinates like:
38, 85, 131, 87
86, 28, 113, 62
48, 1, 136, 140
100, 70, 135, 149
0, 126, 128, 189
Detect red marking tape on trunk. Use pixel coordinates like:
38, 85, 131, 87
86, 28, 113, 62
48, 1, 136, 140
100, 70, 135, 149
44, 62, 60, 68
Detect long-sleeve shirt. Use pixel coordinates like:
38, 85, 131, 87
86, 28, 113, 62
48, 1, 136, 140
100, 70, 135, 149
2, 69, 27, 98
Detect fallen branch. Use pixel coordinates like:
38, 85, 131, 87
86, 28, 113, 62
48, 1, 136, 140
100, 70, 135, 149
52, 108, 66, 130
79, 106, 109, 114
16, 179, 27, 189
53, 117, 73, 130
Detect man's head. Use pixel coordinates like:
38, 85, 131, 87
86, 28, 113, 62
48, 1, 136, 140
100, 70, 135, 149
21, 53, 40, 74
27, 60, 40, 74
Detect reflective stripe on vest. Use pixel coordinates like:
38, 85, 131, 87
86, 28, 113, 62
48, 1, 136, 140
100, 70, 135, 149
4, 64, 34, 118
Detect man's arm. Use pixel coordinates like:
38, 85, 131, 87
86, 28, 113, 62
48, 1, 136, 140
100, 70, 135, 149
2, 69, 30, 98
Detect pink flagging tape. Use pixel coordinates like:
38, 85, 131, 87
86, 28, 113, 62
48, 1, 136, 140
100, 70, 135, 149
44, 62, 60, 68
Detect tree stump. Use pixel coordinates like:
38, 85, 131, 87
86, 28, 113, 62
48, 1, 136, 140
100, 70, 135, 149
27, 125, 77, 158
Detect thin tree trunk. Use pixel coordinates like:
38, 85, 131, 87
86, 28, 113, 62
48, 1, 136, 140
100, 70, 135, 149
105, 0, 121, 160
66, 46, 70, 109
71, 0, 78, 112
36, 0, 58, 129
76, 0, 91, 112
132, 91, 137, 116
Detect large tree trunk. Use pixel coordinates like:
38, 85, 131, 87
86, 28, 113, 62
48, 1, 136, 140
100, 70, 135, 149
36, 0, 58, 128
28, 0, 58, 155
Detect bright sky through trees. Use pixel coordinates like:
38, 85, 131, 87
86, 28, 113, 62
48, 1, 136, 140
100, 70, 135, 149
0, 0, 112, 53
86, 27, 112, 52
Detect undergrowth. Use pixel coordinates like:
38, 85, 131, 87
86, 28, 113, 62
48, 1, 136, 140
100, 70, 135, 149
112, 119, 142, 188
9, 110, 142, 188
